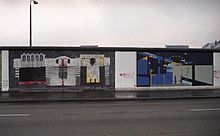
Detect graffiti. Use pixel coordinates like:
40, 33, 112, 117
119, 72, 135, 79
214, 70, 220, 79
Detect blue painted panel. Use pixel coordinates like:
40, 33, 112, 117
156, 56, 163, 61
158, 65, 161, 74
151, 72, 173, 85
165, 72, 173, 84
138, 60, 148, 74
138, 76, 149, 86
152, 74, 163, 85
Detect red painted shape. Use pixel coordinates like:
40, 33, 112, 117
18, 81, 46, 85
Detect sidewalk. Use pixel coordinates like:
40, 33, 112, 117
0, 91, 115, 102
1, 87, 220, 102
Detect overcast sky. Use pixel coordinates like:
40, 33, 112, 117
0, 0, 220, 48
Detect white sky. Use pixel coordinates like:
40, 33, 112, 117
0, 0, 220, 48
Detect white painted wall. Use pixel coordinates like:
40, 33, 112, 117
115, 52, 136, 89
1, 50, 9, 91
214, 53, 220, 86
64, 67, 76, 86
195, 65, 213, 85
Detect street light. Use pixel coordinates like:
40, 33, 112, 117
30, 0, 38, 47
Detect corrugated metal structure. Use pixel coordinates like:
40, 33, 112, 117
0, 47, 220, 92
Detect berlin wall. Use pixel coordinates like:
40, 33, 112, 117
1, 47, 220, 92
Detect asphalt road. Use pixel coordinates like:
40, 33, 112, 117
0, 99, 220, 136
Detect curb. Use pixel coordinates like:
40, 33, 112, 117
1, 89, 220, 103
1, 96, 220, 103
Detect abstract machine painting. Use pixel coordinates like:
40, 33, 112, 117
137, 51, 213, 86
11, 51, 114, 90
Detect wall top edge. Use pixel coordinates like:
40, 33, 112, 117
0, 46, 220, 52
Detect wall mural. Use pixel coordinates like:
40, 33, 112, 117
10, 51, 114, 89
7, 50, 216, 91
0, 52, 1, 88
214, 53, 220, 86
80, 54, 110, 86
137, 52, 213, 86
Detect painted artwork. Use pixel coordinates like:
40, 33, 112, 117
10, 51, 114, 90
214, 53, 220, 86
137, 52, 213, 86
0, 51, 1, 88
80, 54, 110, 85
7, 50, 217, 91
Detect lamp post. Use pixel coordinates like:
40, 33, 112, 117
30, 0, 38, 47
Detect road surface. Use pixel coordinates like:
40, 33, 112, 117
0, 99, 220, 136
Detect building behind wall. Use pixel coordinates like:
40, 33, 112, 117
202, 40, 220, 49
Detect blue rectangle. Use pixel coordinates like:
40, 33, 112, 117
152, 74, 163, 85
138, 60, 149, 75
137, 76, 149, 86
165, 72, 173, 84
